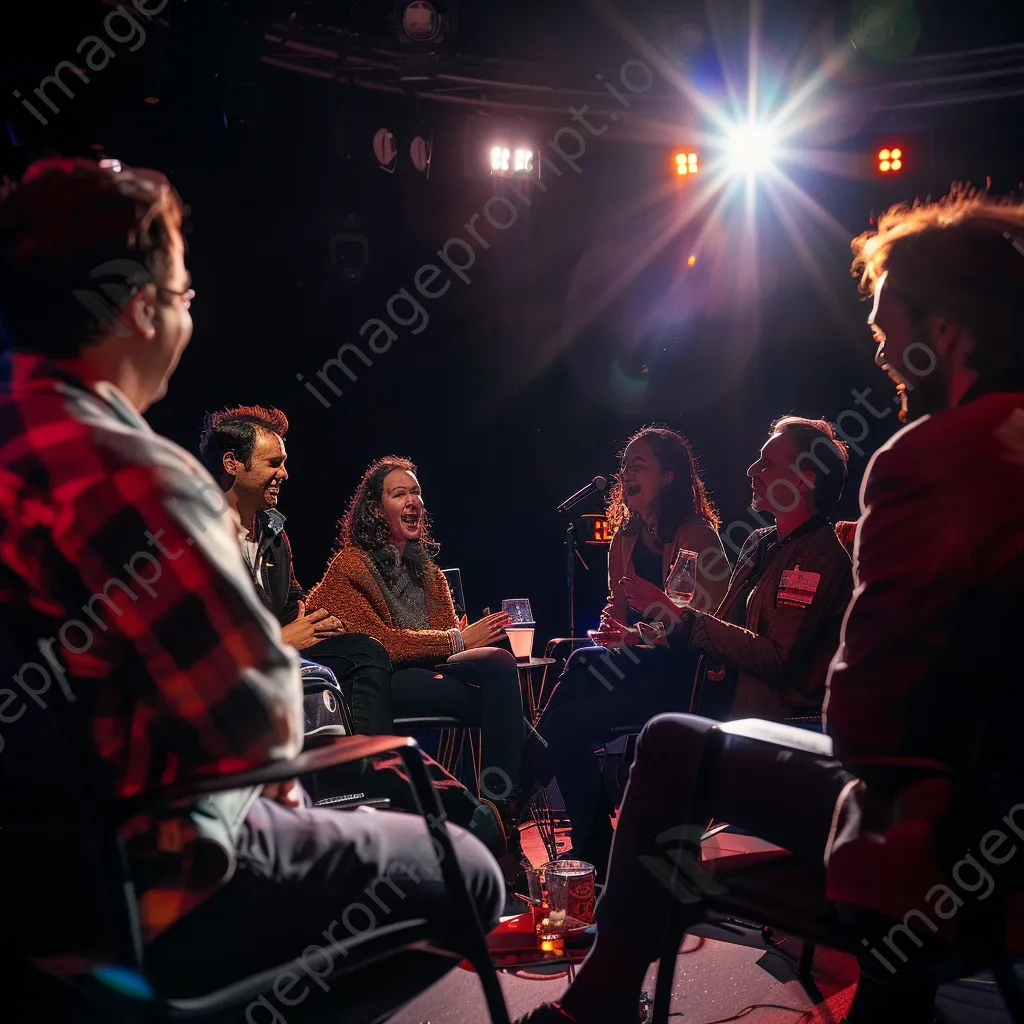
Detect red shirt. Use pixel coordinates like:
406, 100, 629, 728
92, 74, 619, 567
825, 389, 1024, 762
824, 391, 1024, 923
0, 353, 302, 943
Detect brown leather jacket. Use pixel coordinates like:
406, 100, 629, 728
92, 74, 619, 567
603, 518, 731, 623
690, 518, 853, 720
306, 547, 460, 665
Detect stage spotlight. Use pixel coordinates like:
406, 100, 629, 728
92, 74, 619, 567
725, 124, 776, 175
410, 134, 432, 176
878, 146, 903, 173
401, 2, 442, 42
675, 151, 699, 176
489, 141, 536, 177
373, 127, 398, 174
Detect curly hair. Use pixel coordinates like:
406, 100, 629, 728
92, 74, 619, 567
0, 157, 185, 357
198, 404, 289, 476
605, 426, 721, 541
340, 456, 437, 582
851, 184, 1024, 382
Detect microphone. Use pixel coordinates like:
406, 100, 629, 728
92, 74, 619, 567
557, 475, 608, 515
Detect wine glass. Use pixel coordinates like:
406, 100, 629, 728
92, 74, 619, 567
665, 549, 698, 605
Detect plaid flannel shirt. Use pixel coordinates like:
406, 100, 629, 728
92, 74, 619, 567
0, 353, 302, 946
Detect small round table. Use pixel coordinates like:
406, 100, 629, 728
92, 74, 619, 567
515, 657, 557, 723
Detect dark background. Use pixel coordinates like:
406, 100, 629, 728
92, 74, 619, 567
3, 0, 1024, 642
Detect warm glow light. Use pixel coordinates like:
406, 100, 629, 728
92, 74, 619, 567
491, 146, 510, 171
878, 146, 904, 173
490, 143, 536, 177
687, 254, 697, 266
675, 151, 699, 176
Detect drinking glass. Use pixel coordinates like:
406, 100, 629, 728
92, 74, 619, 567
525, 866, 556, 940
665, 548, 699, 605
542, 859, 597, 931
502, 598, 535, 661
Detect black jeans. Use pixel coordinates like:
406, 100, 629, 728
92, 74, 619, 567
521, 643, 697, 861
391, 647, 526, 798
596, 713, 854, 958
145, 798, 504, 1024
305, 633, 394, 734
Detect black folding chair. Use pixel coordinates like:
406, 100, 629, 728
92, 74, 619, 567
0, 626, 510, 1024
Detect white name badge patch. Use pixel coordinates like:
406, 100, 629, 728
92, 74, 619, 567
777, 566, 821, 609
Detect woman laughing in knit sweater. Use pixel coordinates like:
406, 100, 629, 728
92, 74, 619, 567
306, 456, 527, 849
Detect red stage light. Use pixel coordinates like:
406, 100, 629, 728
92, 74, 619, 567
878, 146, 903, 173
675, 151, 699, 176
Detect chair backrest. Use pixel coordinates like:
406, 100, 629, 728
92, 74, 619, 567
0, 624, 130, 963
442, 568, 466, 619
300, 660, 353, 736
835, 520, 857, 558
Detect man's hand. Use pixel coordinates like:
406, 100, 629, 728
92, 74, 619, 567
281, 606, 346, 650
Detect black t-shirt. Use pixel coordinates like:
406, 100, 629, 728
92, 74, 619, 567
629, 538, 664, 626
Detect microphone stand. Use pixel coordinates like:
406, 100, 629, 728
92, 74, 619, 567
557, 479, 601, 639
564, 521, 590, 639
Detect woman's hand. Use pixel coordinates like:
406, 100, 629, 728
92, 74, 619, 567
620, 575, 687, 624
461, 611, 512, 650
589, 615, 643, 648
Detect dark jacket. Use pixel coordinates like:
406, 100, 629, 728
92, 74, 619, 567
248, 509, 305, 626
826, 389, 1024, 763
824, 389, 1024, 929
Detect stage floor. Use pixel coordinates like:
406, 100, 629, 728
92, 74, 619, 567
391, 823, 1017, 1024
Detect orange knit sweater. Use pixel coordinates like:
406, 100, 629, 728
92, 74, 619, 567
306, 546, 460, 665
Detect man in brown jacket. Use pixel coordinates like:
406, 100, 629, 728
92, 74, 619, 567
623, 415, 853, 721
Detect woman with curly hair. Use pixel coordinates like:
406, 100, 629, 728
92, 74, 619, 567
306, 456, 527, 845
521, 426, 730, 873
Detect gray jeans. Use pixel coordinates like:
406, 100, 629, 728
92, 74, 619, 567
146, 798, 504, 1023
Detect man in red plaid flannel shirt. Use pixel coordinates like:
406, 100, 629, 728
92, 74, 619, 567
0, 158, 501, 1014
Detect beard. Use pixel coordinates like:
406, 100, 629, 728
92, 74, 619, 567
887, 367, 946, 424
887, 327, 947, 423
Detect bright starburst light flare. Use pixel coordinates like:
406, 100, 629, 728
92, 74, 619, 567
554, 0, 864, 339
482, 0, 870, 420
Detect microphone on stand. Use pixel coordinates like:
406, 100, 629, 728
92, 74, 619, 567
556, 475, 608, 515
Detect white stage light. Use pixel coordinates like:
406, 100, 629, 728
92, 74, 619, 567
725, 124, 776, 175
490, 145, 510, 173
489, 142, 536, 178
